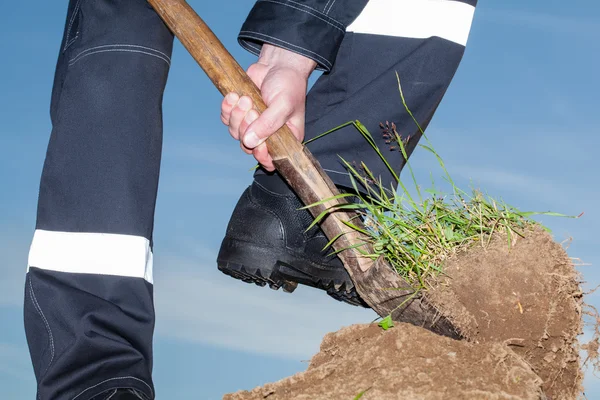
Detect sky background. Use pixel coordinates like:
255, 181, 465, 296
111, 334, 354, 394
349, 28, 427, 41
1, 0, 599, 399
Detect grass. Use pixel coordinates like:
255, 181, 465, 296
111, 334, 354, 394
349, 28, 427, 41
304, 73, 579, 294
353, 388, 371, 399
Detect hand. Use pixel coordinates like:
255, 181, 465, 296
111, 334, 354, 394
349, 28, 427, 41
220, 44, 317, 171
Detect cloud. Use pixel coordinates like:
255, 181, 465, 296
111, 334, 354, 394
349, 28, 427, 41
416, 125, 598, 214
450, 165, 564, 201
152, 252, 376, 360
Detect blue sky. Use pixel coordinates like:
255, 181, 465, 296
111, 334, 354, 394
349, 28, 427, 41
1, 1, 599, 398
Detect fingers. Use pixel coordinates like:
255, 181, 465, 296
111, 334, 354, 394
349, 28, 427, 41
220, 60, 307, 172
221, 93, 266, 166
222, 95, 252, 140
241, 95, 293, 149
222, 92, 298, 172
240, 109, 260, 140
238, 129, 274, 171
253, 142, 275, 171
220, 92, 238, 129
220, 63, 269, 139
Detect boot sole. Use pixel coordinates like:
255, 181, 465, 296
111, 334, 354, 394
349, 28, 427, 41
217, 237, 367, 307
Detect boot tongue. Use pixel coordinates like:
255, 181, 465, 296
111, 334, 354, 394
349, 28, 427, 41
254, 172, 295, 196
254, 170, 363, 203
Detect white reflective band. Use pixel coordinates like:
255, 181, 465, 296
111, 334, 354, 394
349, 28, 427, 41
347, 0, 476, 46
27, 230, 154, 284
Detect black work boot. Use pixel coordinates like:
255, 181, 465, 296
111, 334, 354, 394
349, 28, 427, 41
217, 175, 368, 307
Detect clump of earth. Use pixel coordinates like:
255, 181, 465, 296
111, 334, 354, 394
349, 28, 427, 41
225, 227, 593, 400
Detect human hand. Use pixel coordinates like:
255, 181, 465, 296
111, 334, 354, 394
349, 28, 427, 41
220, 44, 317, 171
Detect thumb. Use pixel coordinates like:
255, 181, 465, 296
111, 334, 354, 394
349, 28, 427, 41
242, 96, 294, 149
246, 62, 269, 88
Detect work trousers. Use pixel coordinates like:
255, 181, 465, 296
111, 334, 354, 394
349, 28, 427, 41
24, 0, 475, 398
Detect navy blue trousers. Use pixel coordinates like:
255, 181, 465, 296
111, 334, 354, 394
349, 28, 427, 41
25, 1, 474, 398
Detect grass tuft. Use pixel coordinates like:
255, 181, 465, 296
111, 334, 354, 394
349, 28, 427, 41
305, 72, 580, 294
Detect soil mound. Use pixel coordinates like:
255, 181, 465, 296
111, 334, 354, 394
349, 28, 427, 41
225, 228, 586, 400
225, 324, 544, 400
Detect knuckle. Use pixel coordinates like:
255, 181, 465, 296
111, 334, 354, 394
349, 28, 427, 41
245, 110, 257, 124
246, 64, 265, 81
230, 108, 242, 122
247, 64, 260, 76
282, 97, 293, 110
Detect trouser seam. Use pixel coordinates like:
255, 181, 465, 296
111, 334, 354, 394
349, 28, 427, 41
64, 0, 83, 51
28, 275, 55, 377
72, 376, 154, 400
68, 44, 172, 67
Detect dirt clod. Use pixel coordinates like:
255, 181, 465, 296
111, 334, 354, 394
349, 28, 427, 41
428, 227, 583, 399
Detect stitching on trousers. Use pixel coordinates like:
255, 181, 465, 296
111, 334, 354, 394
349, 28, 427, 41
70, 44, 172, 64
258, 0, 343, 27
64, 0, 83, 51
257, 0, 344, 32
68, 48, 171, 67
129, 389, 147, 400
65, 36, 79, 51
69, 44, 171, 66
325, 0, 337, 14
239, 31, 332, 68
104, 389, 118, 400
28, 276, 55, 375
284, 0, 343, 26
323, 0, 333, 13
242, 41, 262, 54
72, 377, 154, 400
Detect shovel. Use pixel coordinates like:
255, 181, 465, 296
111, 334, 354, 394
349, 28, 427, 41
147, 0, 460, 338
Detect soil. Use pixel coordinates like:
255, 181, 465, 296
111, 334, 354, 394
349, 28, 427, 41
224, 323, 544, 400
225, 227, 589, 400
